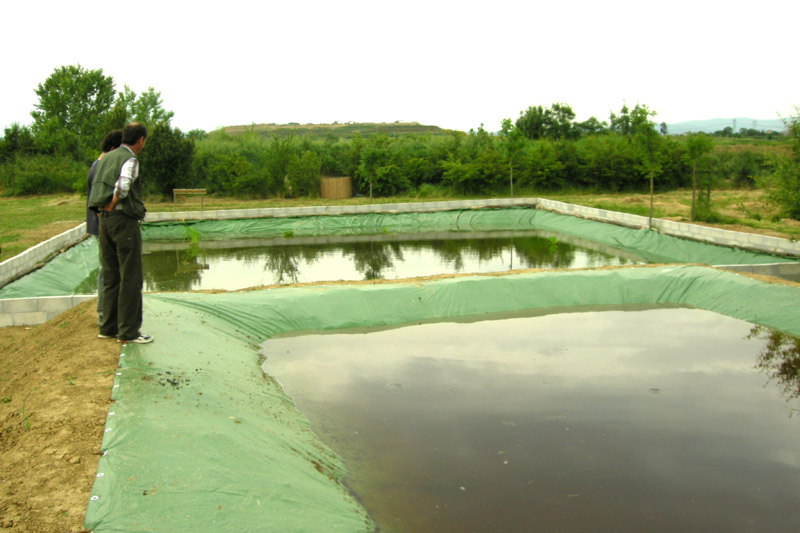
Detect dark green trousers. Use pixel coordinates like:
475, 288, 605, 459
98, 213, 143, 340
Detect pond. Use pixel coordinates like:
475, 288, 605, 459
141, 230, 643, 291
260, 307, 800, 532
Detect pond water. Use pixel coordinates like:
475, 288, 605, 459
140, 230, 643, 291
260, 308, 800, 532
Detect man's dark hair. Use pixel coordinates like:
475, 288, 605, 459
122, 122, 147, 145
100, 130, 123, 153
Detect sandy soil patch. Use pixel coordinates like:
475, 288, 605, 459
0, 300, 118, 532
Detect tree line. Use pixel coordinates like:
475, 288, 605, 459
1, 65, 799, 220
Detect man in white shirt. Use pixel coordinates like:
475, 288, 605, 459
88, 122, 153, 344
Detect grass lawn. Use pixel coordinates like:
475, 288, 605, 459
1, 189, 798, 263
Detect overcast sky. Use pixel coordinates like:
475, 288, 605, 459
3, 0, 797, 134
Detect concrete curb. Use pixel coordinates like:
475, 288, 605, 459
0, 223, 88, 288
534, 199, 800, 257
2, 198, 798, 327
0, 294, 95, 327
144, 197, 538, 222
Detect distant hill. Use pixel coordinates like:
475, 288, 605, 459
665, 118, 787, 135
221, 119, 790, 138
222, 121, 451, 138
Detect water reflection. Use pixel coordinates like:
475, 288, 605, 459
142, 231, 642, 291
142, 246, 208, 292
749, 325, 800, 407
261, 309, 800, 532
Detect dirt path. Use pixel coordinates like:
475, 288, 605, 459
0, 301, 118, 532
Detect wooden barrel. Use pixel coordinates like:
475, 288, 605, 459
320, 176, 352, 199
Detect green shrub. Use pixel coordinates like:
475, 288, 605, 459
210, 153, 257, 196
0, 154, 85, 195
355, 135, 412, 196
441, 149, 505, 194
692, 197, 735, 224
765, 159, 800, 219
415, 183, 452, 198
139, 123, 196, 197
764, 112, 800, 219
287, 151, 321, 197
516, 139, 564, 189
575, 135, 642, 191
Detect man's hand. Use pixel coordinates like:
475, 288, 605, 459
103, 196, 119, 212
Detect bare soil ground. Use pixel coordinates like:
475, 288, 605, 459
0, 301, 118, 532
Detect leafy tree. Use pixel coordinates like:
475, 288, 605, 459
356, 134, 410, 197
30, 65, 116, 154
516, 105, 547, 140
575, 116, 607, 137
629, 104, 661, 227
618, 104, 661, 224
441, 147, 505, 194
100, 99, 130, 135
517, 139, 564, 190
657, 136, 691, 190
287, 150, 322, 197
685, 133, 714, 220
499, 118, 526, 196
516, 103, 578, 140
575, 135, 640, 190
98, 85, 174, 133
0, 123, 35, 162
609, 104, 634, 135
265, 135, 295, 196
545, 102, 578, 139
0, 153, 85, 195
138, 123, 195, 197
211, 153, 255, 195
765, 109, 800, 219
401, 156, 436, 188
346, 133, 364, 178
463, 124, 493, 158
127, 87, 175, 126
186, 129, 207, 141
31, 117, 85, 160
317, 137, 350, 176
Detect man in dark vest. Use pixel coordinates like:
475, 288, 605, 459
88, 122, 153, 344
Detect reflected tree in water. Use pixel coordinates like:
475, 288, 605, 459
512, 237, 577, 269
748, 325, 800, 405
263, 245, 302, 284
418, 239, 465, 271
143, 247, 206, 291
139, 231, 634, 290
346, 241, 401, 280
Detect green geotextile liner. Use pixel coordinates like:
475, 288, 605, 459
0, 237, 98, 298
85, 265, 800, 531
84, 300, 375, 532
143, 207, 797, 265
2, 207, 796, 299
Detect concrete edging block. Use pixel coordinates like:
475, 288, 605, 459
12, 311, 48, 327
37, 296, 77, 314
2, 298, 39, 313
